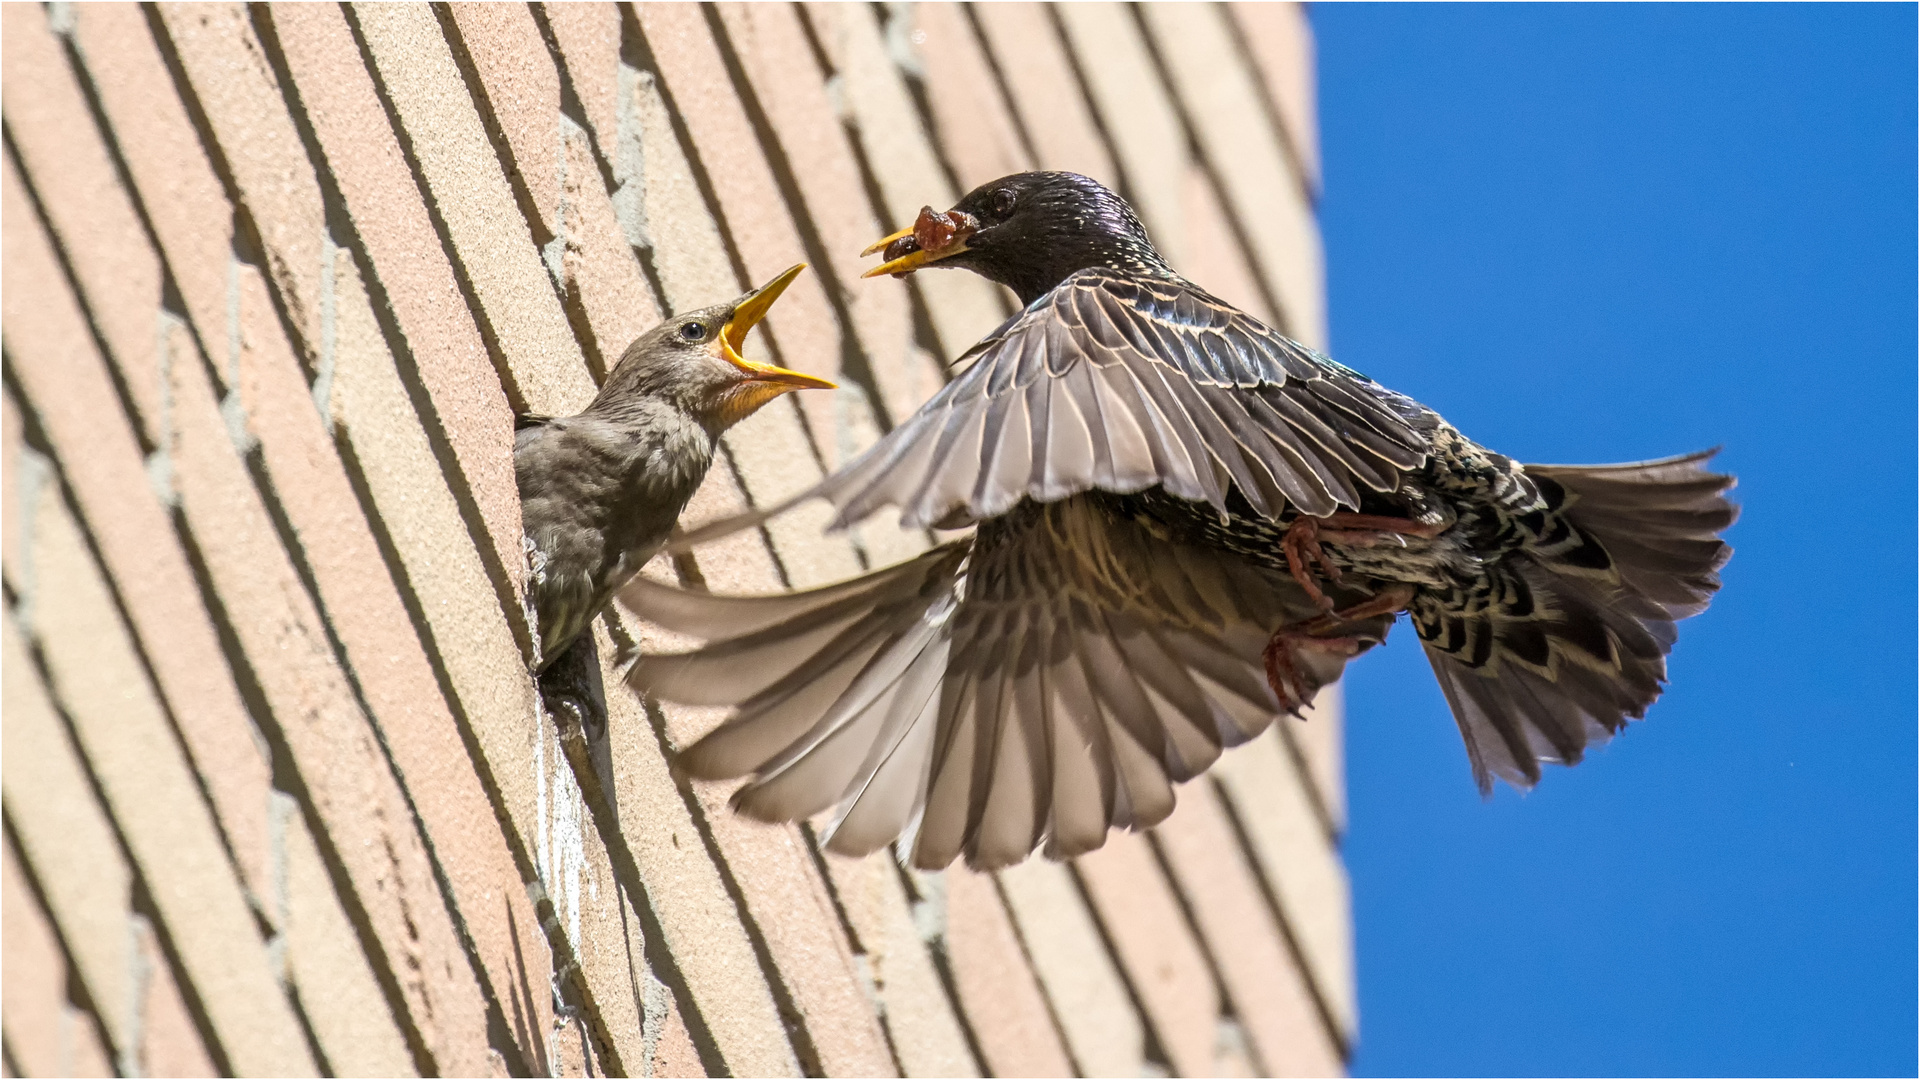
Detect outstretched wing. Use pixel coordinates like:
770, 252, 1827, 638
828, 272, 1430, 528
624, 496, 1392, 871
674, 271, 1431, 548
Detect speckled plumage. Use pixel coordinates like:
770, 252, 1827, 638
624, 173, 1735, 868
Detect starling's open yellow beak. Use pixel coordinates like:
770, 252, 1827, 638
717, 264, 835, 390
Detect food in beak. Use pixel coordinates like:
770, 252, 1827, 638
861, 206, 979, 278
718, 264, 836, 391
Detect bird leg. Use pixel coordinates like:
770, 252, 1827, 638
1263, 584, 1417, 712
1281, 512, 1452, 609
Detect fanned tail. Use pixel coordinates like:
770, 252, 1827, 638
1422, 449, 1736, 793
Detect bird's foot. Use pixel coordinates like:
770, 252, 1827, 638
1263, 584, 1416, 711
1280, 513, 1450, 609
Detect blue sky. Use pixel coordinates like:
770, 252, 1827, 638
1310, 5, 1916, 1076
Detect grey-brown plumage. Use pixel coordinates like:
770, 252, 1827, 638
622, 173, 1734, 869
516, 264, 831, 677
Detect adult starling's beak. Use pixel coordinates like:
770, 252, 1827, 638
717, 264, 835, 391
861, 206, 979, 278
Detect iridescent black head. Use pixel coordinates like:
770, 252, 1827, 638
862, 172, 1174, 306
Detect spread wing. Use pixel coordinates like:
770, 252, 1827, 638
827, 271, 1430, 529
673, 271, 1432, 548
624, 497, 1393, 871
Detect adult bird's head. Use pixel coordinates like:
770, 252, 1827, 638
591, 263, 834, 432
862, 171, 1173, 306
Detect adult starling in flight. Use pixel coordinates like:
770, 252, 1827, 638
516, 264, 833, 713
622, 173, 1734, 870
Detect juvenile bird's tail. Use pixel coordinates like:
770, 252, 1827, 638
1417, 450, 1736, 793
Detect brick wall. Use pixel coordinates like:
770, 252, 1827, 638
0, 3, 1346, 1076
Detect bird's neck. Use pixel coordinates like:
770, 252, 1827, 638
1003, 238, 1179, 307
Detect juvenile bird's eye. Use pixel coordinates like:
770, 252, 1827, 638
993, 188, 1016, 214
679, 322, 704, 341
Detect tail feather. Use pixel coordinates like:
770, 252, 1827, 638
1425, 450, 1735, 793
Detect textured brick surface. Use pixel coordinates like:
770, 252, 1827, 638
1075, 832, 1222, 1077
1154, 782, 1344, 1076
0, 58, 277, 909
1229, 2, 1322, 190
1214, 729, 1357, 1043
1, 5, 1349, 1074
1, 617, 136, 1055
944, 869, 1076, 1077
997, 858, 1146, 1076
822, 854, 979, 1077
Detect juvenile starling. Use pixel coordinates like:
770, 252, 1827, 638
623, 173, 1734, 869
516, 264, 833, 709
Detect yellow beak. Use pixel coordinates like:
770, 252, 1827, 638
718, 264, 836, 390
860, 209, 976, 278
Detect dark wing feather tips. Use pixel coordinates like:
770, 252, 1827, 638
1420, 450, 1736, 793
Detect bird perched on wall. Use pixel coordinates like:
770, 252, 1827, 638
516, 264, 833, 724
622, 173, 1734, 870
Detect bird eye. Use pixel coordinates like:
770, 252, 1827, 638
993, 188, 1016, 214
679, 322, 704, 341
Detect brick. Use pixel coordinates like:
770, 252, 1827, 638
354, 1, 597, 417
11, 38, 502, 1060
449, 4, 667, 377
2, 487, 313, 1072
995, 858, 1144, 1077
798, 2, 1010, 362
660, 770, 897, 1078
1152, 783, 1343, 1076
613, 22, 859, 590
711, 2, 944, 444
593, 638, 804, 1076
320, 244, 582, 1048
540, 2, 622, 154
820, 853, 978, 1077
464, 16, 897, 1057
1227, 3, 1321, 191
943, 868, 1075, 1077
6, 17, 277, 907
10, 171, 490, 1072
527, 702, 651, 1075
157, 18, 565, 1049
909, 2, 1031, 188
129, 915, 220, 1079
278, 795, 417, 1077
40, 8, 563, 1044
1179, 161, 1278, 322
966, 3, 1122, 189
2, 833, 97, 1079
156, 3, 328, 362
227, 2, 525, 582
167, 310, 498, 1071
1050, 3, 1188, 261
0, 616, 134, 1054
0, 5, 166, 445
651, 998, 706, 1078
1212, 729, 1355, 1041
1138, 3, 1326, 348
444, 3, 565, 240
2, 391, 22, 574
1074, 832, 1220, 1078
56, 5, 230, 407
